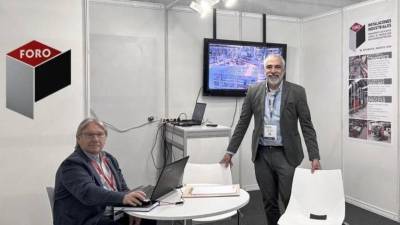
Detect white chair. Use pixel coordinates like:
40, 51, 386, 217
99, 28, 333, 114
182, 163, 239, 224
46, 186, 55, 219
278, 168, 345, 225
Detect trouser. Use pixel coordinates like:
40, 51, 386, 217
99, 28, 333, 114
254, 145, 295, 225
98, 214, 157, 225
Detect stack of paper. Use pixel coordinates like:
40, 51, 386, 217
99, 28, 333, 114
183, 184, 240, 197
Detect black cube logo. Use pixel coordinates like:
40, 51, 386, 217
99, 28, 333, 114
6, 40, 71, 119
349, 23, 366, 51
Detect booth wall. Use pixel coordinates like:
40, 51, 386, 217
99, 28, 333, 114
302, 0, 399, 220
342, 0, 398, 220
167, 8, 302, 189
301, 12, 343, 170
89, 1, 166, 188
0, 1, 85, 225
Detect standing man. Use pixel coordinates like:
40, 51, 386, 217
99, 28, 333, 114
54, 118, 156, 225
220, 54, 321, 225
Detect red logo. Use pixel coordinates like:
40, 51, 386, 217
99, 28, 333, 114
7, 40, 61, 67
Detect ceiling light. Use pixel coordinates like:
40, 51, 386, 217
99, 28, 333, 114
223, 0, 237, 8
190, 0, 213, 17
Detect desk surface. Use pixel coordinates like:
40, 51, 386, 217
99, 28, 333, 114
166, 123, 231, 137
124, 189, 249, 221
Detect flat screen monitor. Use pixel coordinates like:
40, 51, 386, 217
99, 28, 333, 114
203, 38, 287, 97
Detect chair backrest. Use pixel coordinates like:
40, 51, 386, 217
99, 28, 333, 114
182, 163, 232, 185
46, 186, 55, 218
286, 168, 345, 221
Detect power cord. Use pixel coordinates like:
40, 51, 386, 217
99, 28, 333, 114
90, 108, 159, 133
150, 123, 165, 170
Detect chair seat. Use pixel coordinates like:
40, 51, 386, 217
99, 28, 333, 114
278, 211, 344, 225
277, 168, 345, 225
194, 210, 237, 223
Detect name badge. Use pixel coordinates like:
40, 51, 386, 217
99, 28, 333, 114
264, 125, 277, 140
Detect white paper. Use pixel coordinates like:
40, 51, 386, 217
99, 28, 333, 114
191, 185, 237, 195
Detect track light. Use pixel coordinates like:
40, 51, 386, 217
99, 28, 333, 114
223, 0, 237, 8
190, 1, 211, 18
191, 0, 239, 17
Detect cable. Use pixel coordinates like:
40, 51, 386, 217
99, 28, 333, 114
230, 97, 238, 127
177, 112, 187, 121
90, 108, 159, 133
150, 123, 165, 170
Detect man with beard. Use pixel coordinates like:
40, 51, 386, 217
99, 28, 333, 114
220, 54, 321, 225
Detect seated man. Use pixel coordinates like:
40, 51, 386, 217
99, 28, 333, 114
54, 118, 156, 225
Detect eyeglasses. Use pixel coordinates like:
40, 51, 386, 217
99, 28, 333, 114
81, 133, 106, 140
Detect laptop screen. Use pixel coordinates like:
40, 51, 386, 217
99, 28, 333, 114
150, 156, 189, 200
192, 102, 206, 122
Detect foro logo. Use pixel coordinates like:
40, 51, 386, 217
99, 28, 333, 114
20, 49, 52, 58
6, 40, 71, 119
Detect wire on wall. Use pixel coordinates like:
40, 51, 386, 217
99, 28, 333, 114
90, 109, 159, 133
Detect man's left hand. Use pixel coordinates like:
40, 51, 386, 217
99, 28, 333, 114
311, 159, 321, 174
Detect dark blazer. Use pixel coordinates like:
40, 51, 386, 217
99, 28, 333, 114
227, 80, 320, 166
53, 147, 129, 225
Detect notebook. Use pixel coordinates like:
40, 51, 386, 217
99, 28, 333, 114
174, 102, 206, 126
113, 156, 189, 212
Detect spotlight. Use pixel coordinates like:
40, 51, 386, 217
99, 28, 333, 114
190, 0, 237, 17
190, 0, 214, 17
223, 0, 237, 8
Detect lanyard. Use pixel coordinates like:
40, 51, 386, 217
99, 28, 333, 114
267, 92, 277, 122
91, 156, 116, 191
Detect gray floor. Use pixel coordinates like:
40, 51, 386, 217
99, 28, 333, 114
158, 190, 400, 225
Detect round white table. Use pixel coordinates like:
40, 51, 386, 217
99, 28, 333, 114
124, 189, 250, 225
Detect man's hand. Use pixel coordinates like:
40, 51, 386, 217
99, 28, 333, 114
311, 159, 321, 174
220, 153, 233, 168
122, 191, 146, 206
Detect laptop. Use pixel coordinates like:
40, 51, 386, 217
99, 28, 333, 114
174, 102, 206, 126
114, 156, 189, 212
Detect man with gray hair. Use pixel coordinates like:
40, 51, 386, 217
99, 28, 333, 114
54, 118, 156, 225
220, 54, 321, 225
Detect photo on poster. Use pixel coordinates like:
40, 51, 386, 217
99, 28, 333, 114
349, 119, 368, 139
367, 121, 391, 143
349, 55, 368, 79
349, 79, 368, 119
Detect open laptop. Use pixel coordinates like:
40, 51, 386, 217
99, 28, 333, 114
174, 102, 206, 126
114, 156, 189, 211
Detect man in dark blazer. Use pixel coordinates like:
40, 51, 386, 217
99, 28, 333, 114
54, 118, 156, 225
221, 54, 321, 225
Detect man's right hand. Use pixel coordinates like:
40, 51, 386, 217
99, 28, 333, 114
122, 191, 146, 206
220, 153, 233, 168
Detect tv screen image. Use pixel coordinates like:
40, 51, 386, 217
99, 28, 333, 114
203, 38, 287, 96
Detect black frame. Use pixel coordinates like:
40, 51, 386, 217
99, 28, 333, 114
203, 38, 287, 97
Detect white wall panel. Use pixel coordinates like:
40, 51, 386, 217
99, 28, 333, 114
301, 12, 343, 170
0, 1, 84, 225
342, 0, 398, 220
89, 1, 165, 187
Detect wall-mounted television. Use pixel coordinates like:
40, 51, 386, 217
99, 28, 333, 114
203, 38, 287, 97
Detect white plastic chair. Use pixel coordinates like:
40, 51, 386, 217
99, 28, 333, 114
46, 186, 55, 220
182, 163, 239, 224
278, 168, 345, 225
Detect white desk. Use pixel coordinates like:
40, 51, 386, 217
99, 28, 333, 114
166, 124, 231, 156
165, 124, 239, 183
123, 189, 249, 225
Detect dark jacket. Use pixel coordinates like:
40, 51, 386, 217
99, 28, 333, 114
227, 80, 320, 166
53, 147, 129, 225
